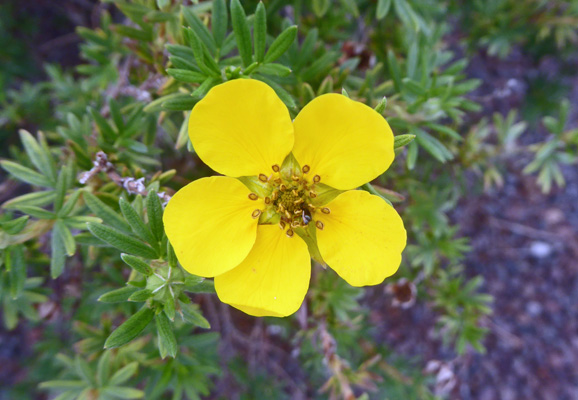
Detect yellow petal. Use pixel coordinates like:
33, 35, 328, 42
292, 94, 394, 190
215, 225, 311, 317
315, 190, 406, 287
163, 176, 261, 277
189, 79, 294, 177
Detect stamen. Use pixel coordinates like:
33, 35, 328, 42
313, 175, 321, 183
291, 175, 300, 182
248, 193, 258, 201
321, 207, 331, 214
315, 221, 324, 230
286, 229, 294, 238
279, 221, 286, 230
293, 198, 304, 205
292, 189, 299, 197
258, 174, 268, 182
309, 191, 317, 198
272, 164, 280, 172
285, 210, 292, 219
264, 197, 271, 204
302, 165, 310, 173
291, 220, 300, 228
274, 178, 282, 184
278, 204, 285, 213
293, 209, 301, 215
280, 184, 287, 191
251, 209, 262, 219
271, 191, 279, 201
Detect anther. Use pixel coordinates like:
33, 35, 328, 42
302, 165, 310, 173
271, 191, 279, 201
292, 189, 299, 196
321, 207, 331, 214
279, 221, 286, 230
278, 204, 285, 213
315, 221, 324, 230
258, 174, 268, 182
248, 193, 258, 201
293, 198, 304, 205
272, 164, 280, 172
291, 175, 300, 182
313, 175, 321, 183
293, 209, 301, 215
264, 197, 271, 204
251, 209, 262, 219
309, 191, 317, 198
286, 229, 294, 238
280, 184, 287, 191
291, 220, 300, 228
274, 178, 282, 184
285, 210, 292, 219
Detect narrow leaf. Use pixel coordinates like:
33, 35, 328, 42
104, 306, 154, 349
263, 25, 297, 63
230, 0, 253, 67
87, 223, 158, 259
121, 254, 153, 276
156, 312, 177, 358
254, 2, 267, 62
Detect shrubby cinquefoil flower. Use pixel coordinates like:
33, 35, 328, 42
164, 79, 406, 317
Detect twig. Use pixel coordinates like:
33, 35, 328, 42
79, 151, 171, 203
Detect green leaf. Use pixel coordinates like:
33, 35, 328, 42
109, 362, 138, 386
89, 108, 117, 143
394, 134, 416, 149
1, 161, 52, 187
146, 191, 164, 243
83, 191, 131, 232
101, 387, 144, 399
3, 191, 56, 208
55, 220, 76, 256
257, 63, 291, 77
121, 254, 153, 276
156, 312, 177, 358
312, 0, 330, 17
376, 0, 392, 19
387, 49, 402, 93
14, 206, 55, 220
96, 350, 111, 386
254, 2, 267, 62
87, 223, 158, 259
54, 164, 72, 212
8, 245, 26, 299
166, 68, 206, 83
18, 130, 57, 184
212, 0, 227, 47
0, 216, 29, 235
104, 305, 154, 349
51, 227, 66, 278
182, 6, 217, 55
180, 303, 210, 328
263, 25, 297, 63
128, 289, 153, 302
39, 380, 86, 390
230, 0, 253, 67
414, 128, 453, 163
374, 97, 387, 114
58, 190, 82, 217
99, 286, 140, 303
119, 198, 156, 246
161, 94, 199, 111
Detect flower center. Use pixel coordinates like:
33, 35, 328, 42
249, 164, 329, 237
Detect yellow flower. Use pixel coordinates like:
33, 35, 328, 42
164, 79, 406, 317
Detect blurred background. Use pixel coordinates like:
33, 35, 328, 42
1, 0, 577, 399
